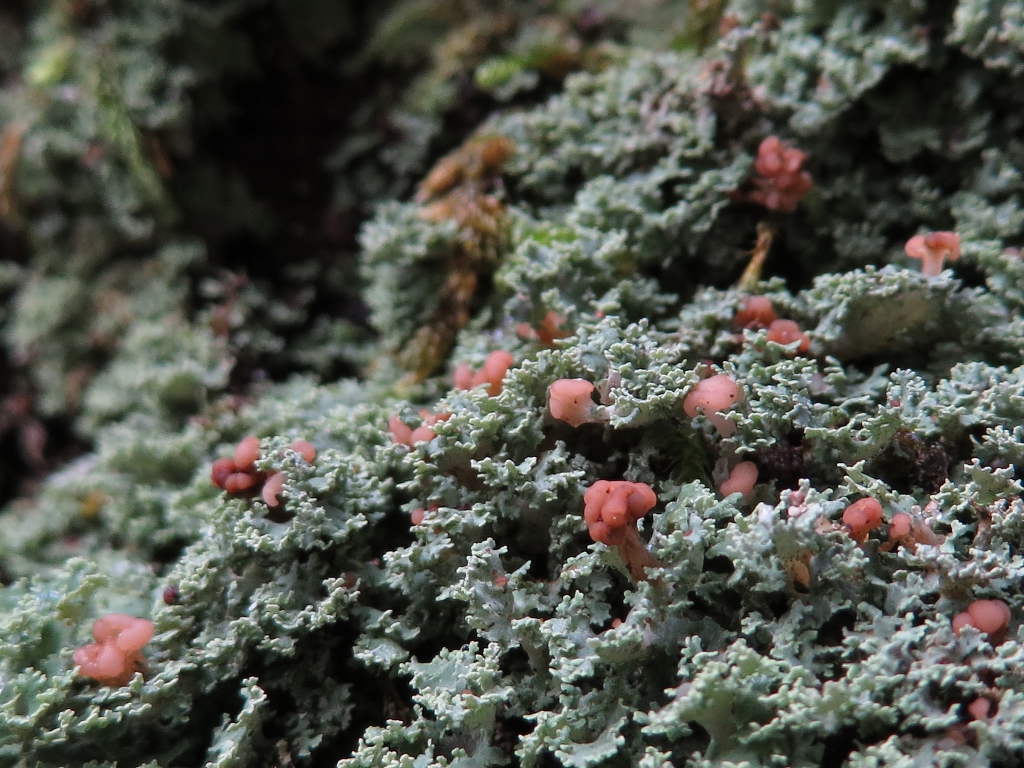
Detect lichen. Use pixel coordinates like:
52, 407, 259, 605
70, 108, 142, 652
4, 1, 1024, 767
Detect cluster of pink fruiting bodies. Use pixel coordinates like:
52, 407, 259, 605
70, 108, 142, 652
733, 295, 811, 353
211, 435, 316, 507
583, 481, 657, 545
73, 614, 154, 686
583, 480, 660, 581
398, 350, 515, 520
735, 136, 814, 212
454, 350, 515, 396
953, 599, 1012, 642
389, 411, 450, 447
391, 350, 514, 447
734, 137, 964, 282
515, 310, 569, 347
399, 335, 1011, 636
839, 498, 1012, 642
841, 498, 944, 551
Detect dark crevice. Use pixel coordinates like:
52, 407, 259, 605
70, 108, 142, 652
816, 609, 856, 647
174, 2, 376, 384
866, 428, 951, 495
819, 727, 859, 768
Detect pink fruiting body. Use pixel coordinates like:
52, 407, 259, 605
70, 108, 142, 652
211, 457, 235, 488
454, 363, 474, 390
233, 435, 261, 472
409, 425, 437, 443
583, 481, 657, 545
968, 697, 995, 721
683, 374, 743, 436
516, 311, 568, 346
535, 311, 568, 346
881, 511, 943, 552
290, 440, 316, 463
477, 350, 514, 396
262, 472, 286, 507
842, 497, 884, 543
92, 613, 154, 652
719, 461, 758, 499
733, 296, 777, 329
73, 643, 127, 683
890, 512, 912, 539
905, 231, 961, 276
389, 414, 414, 446
224, 471, 256, 494
420, 409, 450, 425
766, 319, 810, 353
548, 378, 597, 427
410, 502, 439, 527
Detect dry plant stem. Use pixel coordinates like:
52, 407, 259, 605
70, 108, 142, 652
399, 136, 514, 383
0, 121, 28, 224
737, 222, 774, 292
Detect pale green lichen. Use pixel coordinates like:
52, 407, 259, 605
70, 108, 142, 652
3, 1, 1024, 767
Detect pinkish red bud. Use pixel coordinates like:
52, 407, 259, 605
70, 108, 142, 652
905, 231, 961, 276
477, 350, 515, 396
582, 480, 658, 546
234, 436, 261, 472
954, 599, 1012, 641
211, 458, 236, 489
766, 319, 810, 353
683, 375, 743, 436
454, 363, 474, 390
733, 296, 777, 329
842, 498, 884, 543
967, 697, 994, 721
262, 471, 285, 507
719, 461, 758, 499
75, 613, 154, 687
548, 379, 597, 427
454, 351, 515, 396
93, 614, 154, 653
411, 425, 437, 443
290, 440, 316, 463
73, 642, 126, 682
224, 472, 256, 494
389, 415, 414, 446
737, 136, 813, 212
